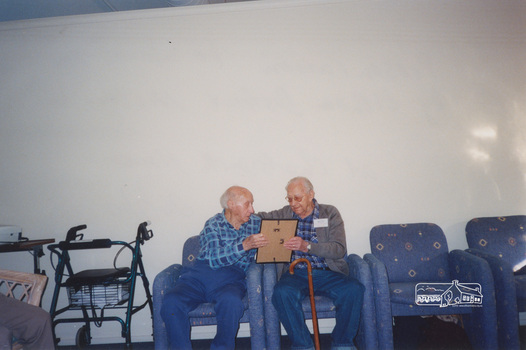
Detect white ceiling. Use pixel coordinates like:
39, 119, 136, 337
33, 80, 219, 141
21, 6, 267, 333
0, 0, 254, 22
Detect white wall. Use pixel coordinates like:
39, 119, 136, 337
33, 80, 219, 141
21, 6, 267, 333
1, 0, 525, 344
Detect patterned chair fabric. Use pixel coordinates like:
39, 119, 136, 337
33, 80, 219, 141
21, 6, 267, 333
152, 236, 266, 350
365, 223, 498, 350
465, 215, 526, 350
262, 255, 378, 350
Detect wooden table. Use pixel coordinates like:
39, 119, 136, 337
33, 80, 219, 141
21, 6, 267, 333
0, 239, 56, 274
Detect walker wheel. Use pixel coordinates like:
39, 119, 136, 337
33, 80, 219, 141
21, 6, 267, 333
76, 326, 91, 349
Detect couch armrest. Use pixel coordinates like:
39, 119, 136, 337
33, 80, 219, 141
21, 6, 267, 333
246, 262, 266, 350
347, 254, 378, 350
466, 248, 520, 350
262, 263, 281, 349
466, 248, 516, 295
448, 249, 498, 350
363, 253, 393, 350
153, 264, 183, 350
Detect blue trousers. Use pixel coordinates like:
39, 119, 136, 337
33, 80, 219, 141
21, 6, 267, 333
272, 269, 364, 350
160, 260, 246, 350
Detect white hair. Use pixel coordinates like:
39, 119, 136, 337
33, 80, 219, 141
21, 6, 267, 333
220, 186, 246, 209
219, 189, 232, 209
286, 176, 314, 193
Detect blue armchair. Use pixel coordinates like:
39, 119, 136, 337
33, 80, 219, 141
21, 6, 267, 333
152, 236, 266, 350
364, 223, 498, 350
262, 255, 377, 350
465, 215, 526, 350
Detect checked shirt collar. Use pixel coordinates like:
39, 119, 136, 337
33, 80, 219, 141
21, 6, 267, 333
291, 199, 328, 269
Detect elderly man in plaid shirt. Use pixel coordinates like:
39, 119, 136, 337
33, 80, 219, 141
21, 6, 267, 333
161, 186, 268, 350
259, 177, 364, 350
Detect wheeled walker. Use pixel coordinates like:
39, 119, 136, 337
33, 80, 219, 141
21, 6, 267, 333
48, 221, 154, 348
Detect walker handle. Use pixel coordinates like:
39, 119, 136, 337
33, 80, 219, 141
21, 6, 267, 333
66, 224, 87, 242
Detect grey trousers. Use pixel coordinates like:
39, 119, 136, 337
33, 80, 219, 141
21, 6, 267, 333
0, 293, 55, 350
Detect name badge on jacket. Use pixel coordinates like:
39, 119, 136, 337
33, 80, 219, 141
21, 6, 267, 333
313, 218, 329, 228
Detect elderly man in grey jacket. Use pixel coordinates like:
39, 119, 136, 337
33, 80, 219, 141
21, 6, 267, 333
259, 176, 364, 350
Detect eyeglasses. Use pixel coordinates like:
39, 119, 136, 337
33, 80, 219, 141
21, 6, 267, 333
285, 195, 305, 203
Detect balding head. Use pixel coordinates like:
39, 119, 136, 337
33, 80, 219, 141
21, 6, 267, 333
221, 186, 255, 229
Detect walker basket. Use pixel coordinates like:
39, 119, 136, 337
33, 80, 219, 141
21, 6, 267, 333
65, 267, 131, 308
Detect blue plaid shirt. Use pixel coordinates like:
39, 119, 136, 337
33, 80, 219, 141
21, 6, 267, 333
292, 199, 329, 269
197, 211, 261, 271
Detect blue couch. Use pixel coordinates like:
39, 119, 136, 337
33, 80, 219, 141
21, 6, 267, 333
466, 215, 526, 350
262, 254, 378, 349
152, 236, 266, 350
365, 223, 498, 350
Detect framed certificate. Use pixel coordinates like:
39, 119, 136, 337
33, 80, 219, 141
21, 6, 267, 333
256, 219, 298, 263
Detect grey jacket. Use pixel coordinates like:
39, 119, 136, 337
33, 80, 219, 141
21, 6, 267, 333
258, 203, 349, 276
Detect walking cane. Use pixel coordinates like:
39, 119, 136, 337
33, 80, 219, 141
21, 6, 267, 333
290, 258, 320, 350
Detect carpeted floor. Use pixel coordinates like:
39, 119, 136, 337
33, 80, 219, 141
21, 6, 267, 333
56, 334, 333, 350
56, 334, 332, 349
57, 324, 526, 349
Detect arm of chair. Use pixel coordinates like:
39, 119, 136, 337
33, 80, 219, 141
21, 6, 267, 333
363, 253, 393, 350
262, 263, 282, 350
449, 249, 498, 350
347, 254, 378, 350
0, 269, 48, 307
246, 262, 266, 350
152, 264, 183, 350
465, 248, 518, 306
465, 248, 520, 349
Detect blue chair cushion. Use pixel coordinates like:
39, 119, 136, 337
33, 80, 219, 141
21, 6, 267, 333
389, 282, 417, 304
188, 297, 250, 326
301, 295, 336, 319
